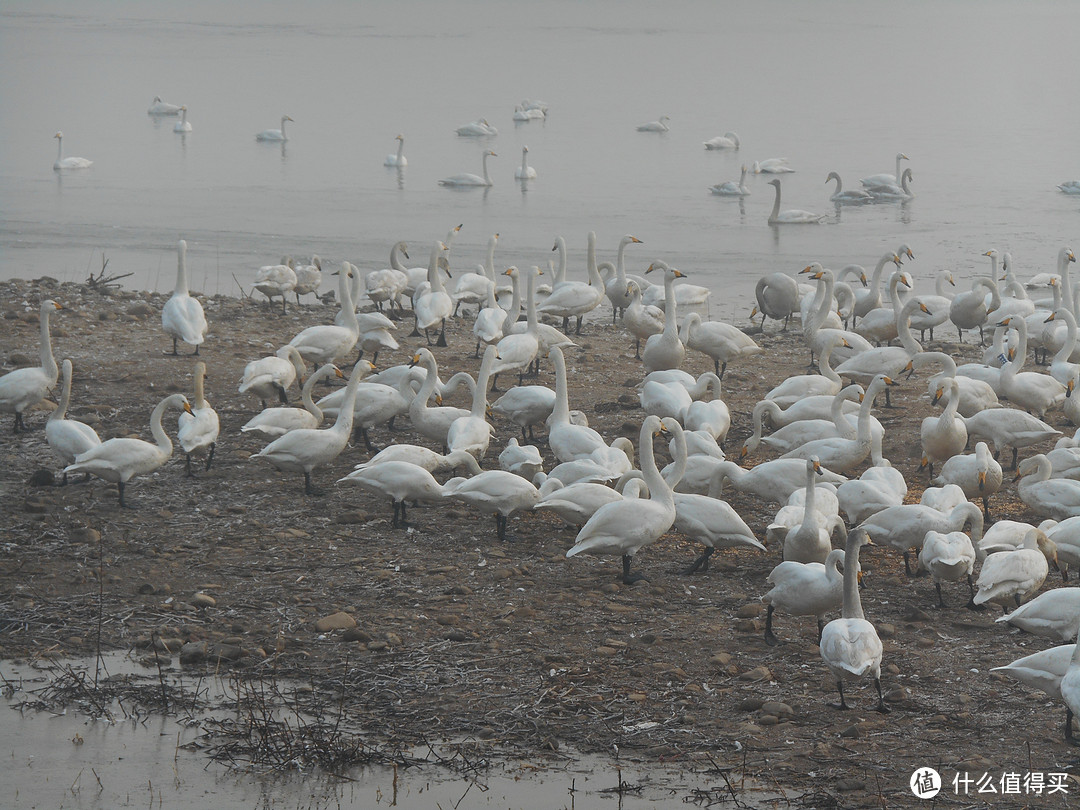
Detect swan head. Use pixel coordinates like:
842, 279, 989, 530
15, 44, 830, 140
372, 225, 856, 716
486, 150, 497, 157
283, 115, 294, 123
44, 300, 63, 312
898, 244, 915, 261
522, 145, 529, 153
768, 178, 781, 188
54, 131, 63, 140
395, 134, 404, 141
810, 456, 823, 476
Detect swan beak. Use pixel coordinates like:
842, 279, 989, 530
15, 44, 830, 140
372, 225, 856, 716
439, 241, 449, 250
921, 303, 932, 314
948, 275, 956, 286
978, 471, 986, 490
932, 387, 943, 405
859, 273, 868, 287
645, 263, 657, 274
53, 301, 63, 310
749, 306, 759, 318
435, 394, 443, 406
1046, 312, 1057, 323
1069, 251, 1076, 263
631, 237, 643, 244
857, 392, 865, 403
998, 317, 1011, 326
883, 376, 897, 386
799, 265, 814, 275
739, 445, 749, 458
503, 267, 514, 276
1012, 470, 1023, 482
903, 360, 913, 373
812, 460, 823, 475
1008, 347, 1016, 361
892, 255, 903, 267
1069, 379, 1075, 398
335, 367, 346, 379
183, 401, 194, 415
673, 270, 687, 278
919, 456, 929, 470
842, 338, 852, 348
409, 353, 421, 367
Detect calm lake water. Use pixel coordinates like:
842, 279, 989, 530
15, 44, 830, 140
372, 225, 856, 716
3, 0, 1079, 323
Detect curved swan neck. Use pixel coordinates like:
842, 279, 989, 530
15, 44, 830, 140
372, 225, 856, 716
1054, 308, 1078, 366
56, 135, 64, 162
525, 266, 539, 331
820, 339, 842, 383
390, 242, 408, 271
52, 360, 72, 421
550, 348, 571, 424
520, 148, 529, 173
149, 396, 178, 455
554, 237, 567, 284
666, 419, 688, 489
1003, 318, 1029, 375
302, 365, 333, 419
340, 263, 359, 334
897, 298, 923, 356
481, 151, 493, 184
662, 271, 679, 334
396, 138, 405, 161
769, 181, 782, 222
331, 362, 369, 435
486, 235, 499, 279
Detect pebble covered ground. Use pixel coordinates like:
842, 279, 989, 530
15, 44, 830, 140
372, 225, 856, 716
2, 274, 1079, 807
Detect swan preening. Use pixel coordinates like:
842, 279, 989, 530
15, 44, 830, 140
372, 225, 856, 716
147, 96, 182, 115
53, 131, 92, 170
636, 115, 670, 132
256, 115, 293, 142
704, 132, 739, 150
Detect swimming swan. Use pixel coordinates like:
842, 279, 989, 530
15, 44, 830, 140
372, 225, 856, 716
767, 179, 826, 224
53, 131, 92, 170
439, 150, 496, 187
384, 134, 407, 167
514, 145, 537, 180
256, 115, 293, 142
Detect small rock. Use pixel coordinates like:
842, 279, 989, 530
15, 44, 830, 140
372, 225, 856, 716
761, 701, 794, 718
709, 653, 732, 668
385, 632, 403, 646
835, 778, 865, 791
738, 698, 765, 712
446, 630, 470, 642
341, 628, 372, 643
28, 470, 54, 488
738, 665, 773, 682
209, 644, 242, 663
477, 726, 495, 740
367, 640, 388, 651
136, 583, 157, 595
596, 646, 619, 657
315, 611, 356, 632
735, 603, 762, 619
179, 641, 207, 666
191, 592, 216, 609
71, 528, 101, 544
23, 497, 48, 513
839, 723, 861, 739
334, 510, 368, 525
876, 623, 896, 638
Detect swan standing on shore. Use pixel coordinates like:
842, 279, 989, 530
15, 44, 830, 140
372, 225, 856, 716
763, 524, 849, 645
162, 240, 208, 356
439, 150, 496, 187
256, 115, 293, 142
384, 134, 407, 167
53, 131, 92, 170
241, 363, 342, 438
0, 300, 62, 432
64, 394, 192, 507
46, 359, 100, 483
239, 345, 307, 407
178, 361, 219, 475
767, 179, 826, 224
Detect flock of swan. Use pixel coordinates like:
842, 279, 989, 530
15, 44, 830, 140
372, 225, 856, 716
18, 115, 1080, 723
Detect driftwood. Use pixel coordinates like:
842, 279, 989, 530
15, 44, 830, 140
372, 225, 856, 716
85, 253, 133, 292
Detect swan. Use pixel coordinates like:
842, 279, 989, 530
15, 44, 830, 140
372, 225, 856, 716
640, 378, 693, 422
641, 260, 711, 312
64, 394, 192, 507
46, 359, 101, 483
173, 106, 191, 133
749, 272, 799, 331
680, 313, 761, 379
566, 416, 678, 584
253, 258, 298, 314
965, 408, 1060, 470
454, 241, 499, 315
1047, 518, 1080, 579
974, 528, 1051, 607
537, 239, 606, 334
852, 266, 911, 345
355, 445, 481, 477
902, 269, 956, 341
767, 179, 826, 224
239, 345, 307, 407
859, 501, 983, 575
782, 457, 845, 564
950, 277, 1001, 344
819, 527, 888, 712
471, 268, 505, 356
753, 158, 794, 174
384, 134, 407, 167
710, 164, 750, 197
1059, 181, 1080, 195
641, 263, 687, 373
780, 375, 893, 473
714, 458, 846, 505
912, 351, 999, 417
758, 385, 876, 456
861, 153, 909, 189
241, 363, 342, 438
992, 643, 1078, 740
761, 334, 850, 408
535, 476, 635, 527
514, 145, 537, 180
365, 241, 410, 312
704, 132, 739, 150
52, 131, 92, 170
250, 361, 373, 494
919, 378, 968, 478
766, 477, 841, 547
490, 267, 542, 390
826, 171, 873, 203
320, 370, 424, 453
447, 345, 499, 461
443, 471, 541, 541
0, 299, 62, 432
147, 96, 182, 115
499, 437, 543, 480
742, 391, 861, 457
603, 235, 645, 320
835, 298, 928, 399
256, 115, 293, 142
547, 346, 608, 463
338, 460, 448, 528
404, 349, 471, 448
161, 240, 208, 356
455, 118, 498, 136
288, 262, 360, 365
1045, 308, 1080, 392
177, 361, 219, 475
917, 530, 978, 608
684, 373, 731, 442
799, 266, 875, 365
836, 464, 908, 525
995, 316, 1066, 417
623, 281, 665, 359
997, 588, 1080, 641
866, 168, 914, 199
932, 441, 1003, 518
852, 251, 906, 325
492, 384, 556, 443
292, 256, 322, 304
763, 533, 847, 645
636, 115, 670, 132
439, 150, 496, 187
413, 242, 454, 346
1017, 454, 1080, 519
513, 104, 545, 121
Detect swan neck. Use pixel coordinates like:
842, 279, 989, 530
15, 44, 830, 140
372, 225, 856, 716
640, 420, 674, 507
897, 299, 922, 355
820, 340, 841, 383
616, 240, 630, 281
482, 151, 492, 184
331, 363, 367, 435
503, 272, 522, 332
174, 241, 189, 295
841, 536, 865, 620
662, 273, 679, 333
149, 397, 175, 455
472, 348, 496, 418
551, 349, 571, 424
769, 182, 781, 222
525, 268, 539, 331
193, 367, 206, 409
52, 362, 72, 421
1056, 309, 1079, 364
301, 366, 327, 419
39, 304, 58, 383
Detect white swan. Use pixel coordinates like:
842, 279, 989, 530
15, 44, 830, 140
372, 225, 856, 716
826, 171, 873, 203
489, 267, 542, 390
932, 441, 1003, 518
684, 373, 731, 442
413, 242, 454, 345
641, 260, 711, 312
239, 345, 307, 407
1059, 181, 1080, 195
443, 471, 541, 541
514, 145, 537, 180
836, 464, 908, 525
994, 316, 1066, 417
447, 345, 499, 461
603, 234, 645, 320
256, 115, 293, 142
537, 240, 606, 334
949, 277, 1001, 344
974, 528, 1051, 607
513, 104, 545, 121
912, 351, 999, 417
241, 363, 342, 438
798, 266, 874, 365
250, 361, 372, 494
965, 408, 1061, 471
499, 437, 543, 480
46, 359, 101, 483
355, 444, 481, 476
642, 263, 687, 373
819, 527, 889, 712
835, 297, 928, 395
0, 299, 62, 432
741, 391, 861, 457
623, 281, 665, 360
783, 458, 845, 564
566, 416, 677, 584
547, 346, 608, 463
365, 241, 410, 312
439, 150, 496, 187
384, 134, 407, 167
917, 530, 978, 608
147, 96, 182, 115
293, 256, 322, 304
455, 118, 498, 136
636, 115, 670, 132
757, 385, 872, 456
997, 588, 1080, 642
406, 348, 471, 447
763, 538, 846, 645
767, 178, 825, 224
753, 158, 794, 174
919, 378, 968, 478
993, 643, 1077, 740
253, 258, 298, 314
713, 458, 846, 505
52, 131, 92, 170
867, 168, 914, 199
64, 394, 192, 507
535, 477, 633, 527
680, 313, 761, 379
861, 153, 909, 189
704, 132, 739, 149
288, 262, 360, 365
177, 361, 219, 475
762, 334, 849, 407
173, 106, 191, 133
338, 460, 448, 528
859, 501, 983, 575
851, 265, 910, 344
710, 164, 750, 197
903, 269, 956, 341
1017, 454, 1080, 519
162, 240, 208, 356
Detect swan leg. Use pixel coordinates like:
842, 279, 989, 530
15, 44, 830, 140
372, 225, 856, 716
829, 680, 851, 711
117, 481, 132, 508
873, 678, 890, 714
275, 384, 289, 405
436, 319, 448, 348
634, 338, 641, 360
816, 618, 825, 642
474, 339, 481, 358
934, 582, 946, 609
409, 318, 421, 338
682, 546, 713, 575
303, 471, 324, 497
206, 442, 216, 471
1067, 708, 1076, 743
965, 574, 984, 611
903, 550, 914, 577
184, 453, 194, 478
575, 315, 584, 335
361, 427, 380, 454
1011, 447, 1019, 470
169, 337, 180, 356
13, 412, 25, 432
621, 554, 645, 585
280, 296, 288, 316
489, 373, 501, 393
763, 604, 782, 646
